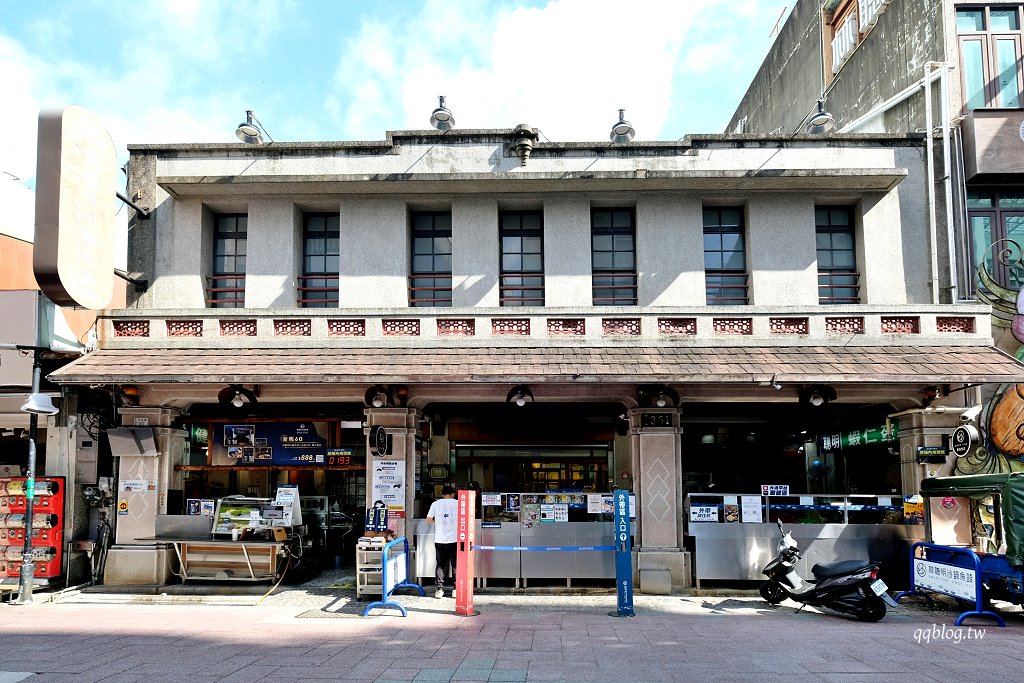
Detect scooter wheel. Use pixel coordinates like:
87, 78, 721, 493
759, 581, 787, 605
854, 598, 886, 622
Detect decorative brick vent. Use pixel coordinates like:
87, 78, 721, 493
166, 320, 203, 337
602, 318, 641, 336
936, 316, 975, 333
274, 319, 311, 336
438, 319, 476, 336
220, 319, 257, 336
112, 320, 150, 337
328, 319, 366, 337
658, 318, 697, 335
713, 318, 753, 335
769, 317, 809, 335
881, 316, 920, 334
383, 319, 420, 336
492, 318, 531, 336
825, 316, 865, 335
547, 319, 585, 336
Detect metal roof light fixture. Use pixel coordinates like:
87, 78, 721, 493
506, 385, 534, 407
803, 99, 836, 135
430, 95, 455, 131
218, 384, 259, 408
235, 110, 274, 144
20, 393, 59, 416
609, 108, 635, 143
802, 384, 837, 407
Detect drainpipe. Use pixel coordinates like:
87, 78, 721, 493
937, 62, 959, 303
924, 65, 940, 304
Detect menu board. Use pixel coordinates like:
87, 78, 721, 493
210, 421, 330, 466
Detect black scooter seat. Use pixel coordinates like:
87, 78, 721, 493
811, 559, 872, 578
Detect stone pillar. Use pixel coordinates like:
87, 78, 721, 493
103, 406, 185, 586
894, 408, 964, 495
629, 407, 688, 592
364, 407, 422, 539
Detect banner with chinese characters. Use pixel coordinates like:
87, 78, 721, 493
820, 421, 899, 452
210, 421, 330, 466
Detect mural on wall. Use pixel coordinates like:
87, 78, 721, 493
957, 241, 1024, 475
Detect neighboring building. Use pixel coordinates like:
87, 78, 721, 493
729, 0, 1024, 479
48, 125, 1024, 590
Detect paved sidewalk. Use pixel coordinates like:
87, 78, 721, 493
0, 575, 1020, 682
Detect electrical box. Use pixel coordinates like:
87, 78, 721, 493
76, 432, 99, 484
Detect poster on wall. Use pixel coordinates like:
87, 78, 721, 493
741, 495, 762, 523
211, 422, 330, 466
372, 459, 406, 519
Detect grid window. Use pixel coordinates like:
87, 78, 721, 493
816, 207, 859, 304
500, 211, 544, 306
967, 189, 1024, 293
591, 209, 637, 306
209, 214, 246, 308
957, 7, 1024, 111
703, 207, 748, 305
300, 213, 340, 308
410, 212, 452, 307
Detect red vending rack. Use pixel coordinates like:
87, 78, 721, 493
0, 477, 65, 582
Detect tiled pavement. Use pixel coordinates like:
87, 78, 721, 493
0, 575, 1020, 682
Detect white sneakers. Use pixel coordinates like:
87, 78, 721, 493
435, 587, 444, 599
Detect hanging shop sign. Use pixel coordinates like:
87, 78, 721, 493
820, 421, 899, 452
950, 425, 978, 458
211, 422, 330, 466
371, 426, 389, 456
917, 446, 948, 464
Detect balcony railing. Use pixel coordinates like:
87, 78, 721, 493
705, 272, 749, 305
818, 271, 861, 304
297, 275, 339, 308
409, 274, 453, 307
205, 274, 245, 308
592, 271, 638, 306
500, 272, 545, 306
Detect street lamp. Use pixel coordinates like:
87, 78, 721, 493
2, 344, 64, 604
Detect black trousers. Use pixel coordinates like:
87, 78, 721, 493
434, 541, 457, 588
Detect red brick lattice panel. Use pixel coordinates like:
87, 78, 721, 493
166, 320, 203, 337
112, 320, 150, 337
438, 319, 476, 336
274, 319, 311, 336
713, 318, 752, 335
547, 319, 585, 336
936, 316, 975, 333
220, 319, 257, 336
769, 317, 809, 335
328, 319, 366, 337
602, 318, 641, 336
658, 318, 697, 335
492, 318, 530, 336
881, 316, 920, 334
383, 319, 421, 336
825, 317, 865, 334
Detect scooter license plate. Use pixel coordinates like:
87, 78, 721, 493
869, 579, 888, 595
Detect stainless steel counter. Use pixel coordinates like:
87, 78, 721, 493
687, 522, 925, 588
410, 519, 615, 587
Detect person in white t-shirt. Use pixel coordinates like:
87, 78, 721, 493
426, 485, 458, 598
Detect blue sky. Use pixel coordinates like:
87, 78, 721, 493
0, 0, 790, 189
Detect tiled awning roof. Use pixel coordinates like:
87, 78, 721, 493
48, 345, 1024, 385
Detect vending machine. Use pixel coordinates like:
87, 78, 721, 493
0, 477, 65, 583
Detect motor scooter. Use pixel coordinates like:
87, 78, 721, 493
760, 520, 898, 622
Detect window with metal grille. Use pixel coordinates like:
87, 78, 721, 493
410, 212, 452, 307
703, 207, 748, 305
591, 209, 637, 306
500, 211, 544, 306
299, 213, 339, 307
207, 214, 246, 308
816, 206, 860, 304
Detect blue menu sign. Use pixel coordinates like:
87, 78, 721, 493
611, 488, 635, 617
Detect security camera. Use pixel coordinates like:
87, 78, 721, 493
960, 405, 983, 423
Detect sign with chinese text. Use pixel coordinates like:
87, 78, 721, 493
741, 496, 762, 523
212, 422, 330, 466
913, 558, 975, 600
690, 506, 719, 523
820, 422, 899, 452
371, 459, 406, 518
761, 484, 789, 496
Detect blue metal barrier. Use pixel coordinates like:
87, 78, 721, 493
362, 536, 425, 617
895, 542, 1005, 627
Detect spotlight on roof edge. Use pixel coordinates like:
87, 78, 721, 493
430, 96, 455, 131
609, 108, 635, 143
804, 99, 836, 135
235, 110, 274, 144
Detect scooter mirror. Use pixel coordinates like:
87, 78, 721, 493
777, 520, 784, 532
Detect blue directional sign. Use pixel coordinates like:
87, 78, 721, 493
612, 489, 635, 617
